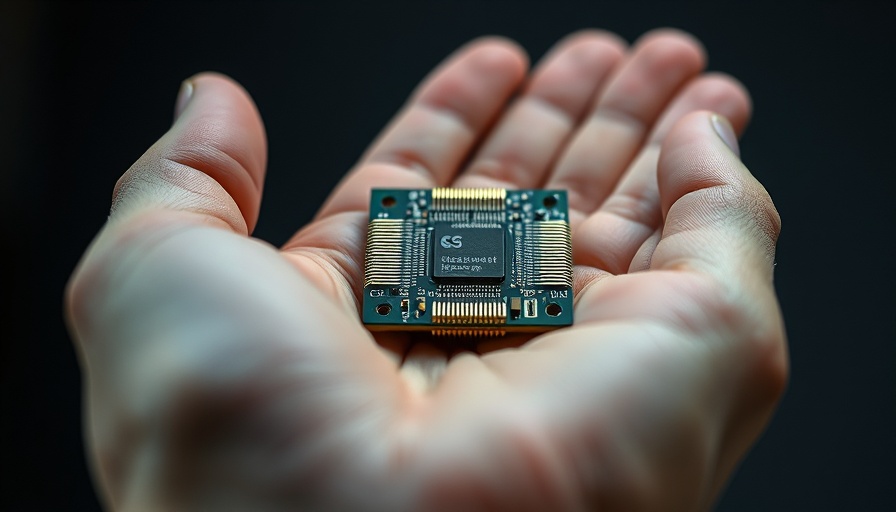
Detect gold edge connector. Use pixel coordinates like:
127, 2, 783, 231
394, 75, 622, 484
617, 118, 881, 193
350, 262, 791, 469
364, 219, 404, 286
431, 328, 506, 337
431, 300, 507, 325
527, 221, 573, 287
432, 188, 507, 211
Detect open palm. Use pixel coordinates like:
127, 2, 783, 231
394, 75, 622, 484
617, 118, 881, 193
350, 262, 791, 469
67, 30, 786, 512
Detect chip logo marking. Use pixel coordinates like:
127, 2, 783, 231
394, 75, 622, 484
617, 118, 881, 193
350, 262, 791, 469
440, 235, 463, 249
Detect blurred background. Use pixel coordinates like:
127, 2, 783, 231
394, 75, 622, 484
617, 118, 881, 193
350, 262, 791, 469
2, 1, 894, 510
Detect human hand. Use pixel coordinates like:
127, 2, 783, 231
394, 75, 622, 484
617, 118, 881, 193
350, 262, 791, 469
66, 29, 786, 511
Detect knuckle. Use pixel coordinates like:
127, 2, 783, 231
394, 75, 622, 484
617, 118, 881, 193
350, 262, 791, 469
718, 177, 782, 246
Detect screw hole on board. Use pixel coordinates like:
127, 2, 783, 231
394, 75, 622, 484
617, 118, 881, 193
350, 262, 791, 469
543, 195, 558, 208
376, 303, 392, 316
546, 303, 562, 317
381, 196, 397, 208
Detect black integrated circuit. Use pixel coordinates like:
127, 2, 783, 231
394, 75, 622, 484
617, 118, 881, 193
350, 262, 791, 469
432, 223, 504, 282
362, 188, 573, 336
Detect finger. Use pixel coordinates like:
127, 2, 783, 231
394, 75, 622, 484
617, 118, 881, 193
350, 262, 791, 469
66, 73, 405, 505
111, 72, 267, 234
574, 74, 751, 274
654, 110, 781, 281
644, 73, 751, 145
614, 111, 786, 500
67, 70, 271, 389
315, 38, 528, 218
453, 31, 625, 189
546, 29, 705, 221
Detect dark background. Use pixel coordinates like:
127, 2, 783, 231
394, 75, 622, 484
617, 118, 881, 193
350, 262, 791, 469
2, 1, 894, 510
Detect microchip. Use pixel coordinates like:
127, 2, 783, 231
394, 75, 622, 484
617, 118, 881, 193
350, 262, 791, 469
432, 223, 504, 282
363, 188, 573, 336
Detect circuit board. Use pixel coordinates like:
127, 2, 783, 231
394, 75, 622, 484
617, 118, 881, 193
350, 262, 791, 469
362, 188, 573, 336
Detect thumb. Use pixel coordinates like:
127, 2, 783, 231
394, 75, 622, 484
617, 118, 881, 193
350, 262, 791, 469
66, 72, 269, 376
652, 110, 788, 503
653, 110, 781, 283
110, 72, 268, 233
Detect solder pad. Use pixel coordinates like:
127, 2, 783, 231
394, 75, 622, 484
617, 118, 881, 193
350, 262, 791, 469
363, 188, 573, 336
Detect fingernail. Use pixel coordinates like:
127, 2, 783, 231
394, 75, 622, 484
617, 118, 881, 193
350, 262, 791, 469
711, 113, 740, 158
173, 80, 194, 121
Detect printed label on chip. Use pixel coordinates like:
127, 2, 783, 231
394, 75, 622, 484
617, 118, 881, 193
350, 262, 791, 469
432, 223, 505, 281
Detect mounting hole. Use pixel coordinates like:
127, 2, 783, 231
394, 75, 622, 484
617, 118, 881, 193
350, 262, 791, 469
542, 194, 558, 208
376, 303, 392, 316
545, 302, 562, 317
381, 196, 397, 208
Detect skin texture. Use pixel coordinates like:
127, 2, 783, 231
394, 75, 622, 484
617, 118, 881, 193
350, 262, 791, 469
65, 29, 787, 512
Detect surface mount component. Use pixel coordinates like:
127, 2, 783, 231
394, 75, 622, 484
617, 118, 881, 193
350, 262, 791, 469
362, 188, 573, 336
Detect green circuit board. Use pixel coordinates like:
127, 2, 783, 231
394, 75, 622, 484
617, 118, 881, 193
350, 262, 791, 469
362, 188, 573, 336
